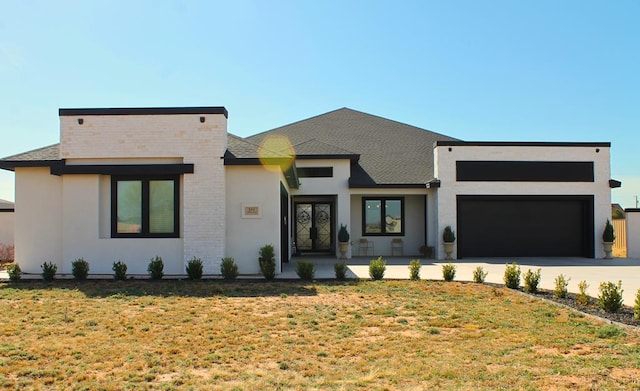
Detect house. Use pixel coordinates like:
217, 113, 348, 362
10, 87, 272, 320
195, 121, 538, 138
0, 107, 619, 275
0, 199, 14, 249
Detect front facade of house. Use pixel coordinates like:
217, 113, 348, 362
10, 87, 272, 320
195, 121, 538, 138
0, 107, 618, 275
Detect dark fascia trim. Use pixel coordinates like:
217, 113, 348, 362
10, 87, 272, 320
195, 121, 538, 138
625, 208, 640, 213
349, 181, 427, 189
609, 179, 622, 188
295, 154, 360, 161
223, 157, 299, 189
435, 141, 611, 148
51, 163, 194, 176
0, 160, 61, 172
0, 209, 14, 213
59, 106, 228, 119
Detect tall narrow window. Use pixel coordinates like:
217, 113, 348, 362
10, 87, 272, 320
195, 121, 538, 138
112, 177, 179, 238
362, 197, 404, 236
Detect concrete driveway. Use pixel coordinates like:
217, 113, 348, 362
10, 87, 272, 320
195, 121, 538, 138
283, 256, 640, 306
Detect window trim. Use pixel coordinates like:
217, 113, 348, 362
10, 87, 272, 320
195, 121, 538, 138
362, 197, 405, 236
111, 175, 180, 238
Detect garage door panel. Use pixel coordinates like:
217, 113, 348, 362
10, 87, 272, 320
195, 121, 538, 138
457, 196, 593, 258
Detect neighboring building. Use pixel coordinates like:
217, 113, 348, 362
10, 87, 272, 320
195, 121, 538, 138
0, 107, 620, 275
0, 199, 14, 248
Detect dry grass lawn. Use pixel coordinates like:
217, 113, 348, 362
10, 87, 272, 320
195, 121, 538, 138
1, 280, 639, 390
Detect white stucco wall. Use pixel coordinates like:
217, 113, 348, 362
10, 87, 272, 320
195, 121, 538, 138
0, 211, 13, 247
349, 193, 427, 257
61, 175, 183, 275
434, 144, 611, 259
626, 210, 640, 258
225, 165, 282, 274
292, 159, 352, 258
59, 112, 227, 274
14, 167, 63, 273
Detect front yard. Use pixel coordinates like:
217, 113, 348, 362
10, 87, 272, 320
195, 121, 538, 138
1, 280, 639, 390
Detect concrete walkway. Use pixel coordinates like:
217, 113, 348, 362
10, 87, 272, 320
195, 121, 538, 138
283, 256, 640, 306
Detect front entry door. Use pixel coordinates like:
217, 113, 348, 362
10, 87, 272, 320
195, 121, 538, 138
295, 203, 333, 253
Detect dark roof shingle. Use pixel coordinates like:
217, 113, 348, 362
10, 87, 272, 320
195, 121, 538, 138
246, 108, 459, 186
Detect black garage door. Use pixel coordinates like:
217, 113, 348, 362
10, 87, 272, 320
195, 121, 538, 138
457, 195, 594, 258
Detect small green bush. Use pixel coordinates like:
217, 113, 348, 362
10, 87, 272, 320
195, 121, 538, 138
7, 263, 21, 281
577, 280, 590, 306
334, 262, 347, 280
523, 268, 541, 293
369, 257, 386, 280
472, 266, 487, 283
554, 274, 570, 298
598, 281, 623, 313
220, 257, 239, 280
296, 261, 315, 281
634, 288, 640, 320
409, 259, 421, 281
112, 260, 127, 280
71, 258, 90, 280
442, 263, 456, 282
503, 263, 520, 289
259, 244, 276, 280
186, 257, 203, 280
147, 256, 164, 280
41, 261, 57, 282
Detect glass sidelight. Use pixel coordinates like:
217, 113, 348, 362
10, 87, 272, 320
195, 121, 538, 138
295, 202, 332, 252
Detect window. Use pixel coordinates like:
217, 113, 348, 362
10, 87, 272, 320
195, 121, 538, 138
111, 176, 179, 238
297, 167, 333, 178
362, 197, 404, 235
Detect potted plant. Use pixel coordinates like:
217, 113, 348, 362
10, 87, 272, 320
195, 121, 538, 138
338, 224, 350, 259
442, 225, 456, 260
602, 219, 615, 259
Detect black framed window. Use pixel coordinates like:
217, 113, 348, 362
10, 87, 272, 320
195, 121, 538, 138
111, 176, 179, 238
362, 197, 404, 236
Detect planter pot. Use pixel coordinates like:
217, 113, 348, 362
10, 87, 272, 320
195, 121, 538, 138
443, 242, 455, 260
603, 241, 614, 259
339, 242, 349, 260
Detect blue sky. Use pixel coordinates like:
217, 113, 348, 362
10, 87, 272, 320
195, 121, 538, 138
1, 0, 638, 206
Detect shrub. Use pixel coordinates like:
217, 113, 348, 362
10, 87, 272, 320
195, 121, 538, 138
259, 244, 276, 280
220, 257, 239, 280
71, 258, 90, 280
409, 259, 421, 281
577, 280, 590, 306
112, 260, 127, 280
41, 261, 57, 282
147, 256, 164, 280
186, 257, 203, 280
442, 226, 456, 243
338, 224, 350, 243
369, 257, 386, 280
523, 268, 541, 293
634, 289, 640, 320
554, 274, 570, 298
334, 262, 347, 280
296, 261, 315, 281
503, 263, 520, 289
0, 244, 14, 262
7, 263, 21, 281
602, 219, 615, 242
442, 263, 456, 282
598, 281, 623, 313
472, 266, 488, 283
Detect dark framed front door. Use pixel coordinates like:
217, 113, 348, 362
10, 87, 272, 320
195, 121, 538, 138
295, 202, 333, 253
